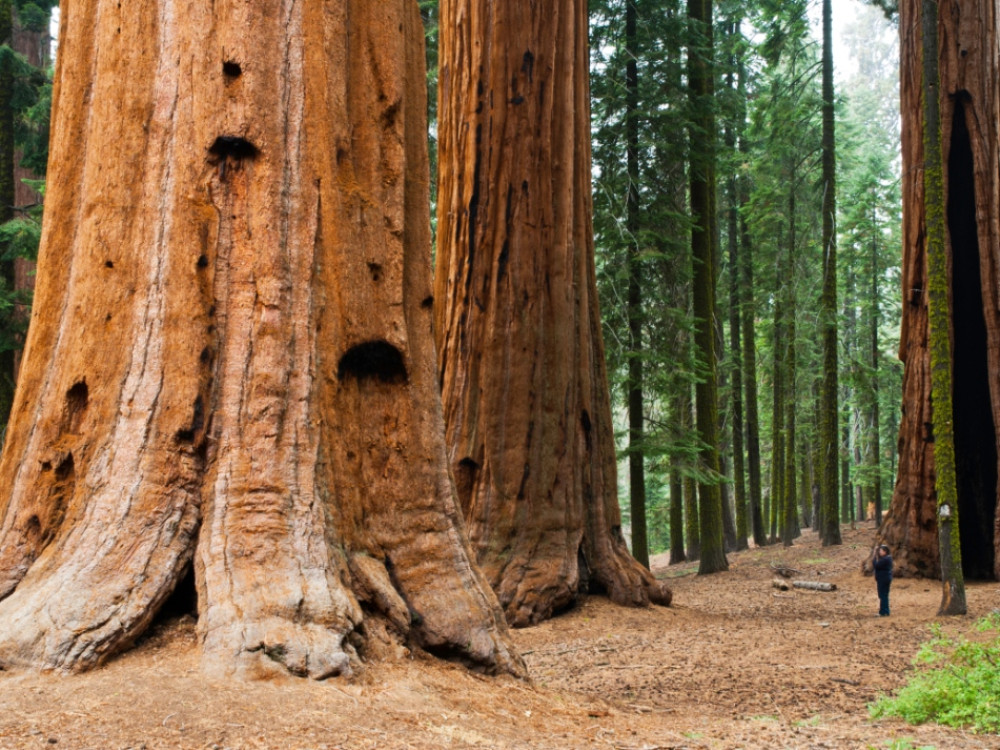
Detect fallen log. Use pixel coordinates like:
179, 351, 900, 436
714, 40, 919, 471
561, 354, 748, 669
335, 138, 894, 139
771, 579, 837, 592
792, 580, 837, 592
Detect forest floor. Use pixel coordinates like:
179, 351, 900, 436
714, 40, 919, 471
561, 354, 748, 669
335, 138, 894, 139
1, 523, 998, 749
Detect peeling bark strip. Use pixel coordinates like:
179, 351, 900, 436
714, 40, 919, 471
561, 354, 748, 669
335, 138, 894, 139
883, 0, 1000, 581
434, 0, 671, 626
0, 0, 523, 679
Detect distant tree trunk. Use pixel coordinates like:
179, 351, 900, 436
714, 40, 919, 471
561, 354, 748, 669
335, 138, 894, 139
0, 0, 523, 678
855, 435, 865, 523
719, 455, 737, 551
842, 422, 853, 522
688, 0, 727, 575
739, 142, 766, 548
818, 0, 841, 546
726, 114, 748, 550
882, 0, 999, 583
770, 296, 784, 544
683, 383, 700, 562
683, 390, 701, 561
625, 0, 648, 569
799, 450, 811, 528
669, 434, 686, 564
869, 230, 883, 525
435, 0, 671, 626
782, 184, 797, 547
811, 383, 823, 531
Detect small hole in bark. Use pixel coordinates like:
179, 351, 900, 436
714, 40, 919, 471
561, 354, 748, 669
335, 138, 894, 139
379, 100, 400, 129
200, 347, 211, 364
581, 410, 593, 451
26, 515, 40, 534
522, 50, 535, 81
368, 262, 382, 282
197, 255, 208, 268
209, 136, 258, 161
106, 313, 112, 322
65, 381, 89, 432
54, 453, 74, 481
454, 458, 480, 511
175, 395, 204, 443
40, 461, 51, 471
222, 60, 242, 78
337, 341, 407, 384
421, 296, 434, 308
66, 381, 88, 410
104, 260, 114, 269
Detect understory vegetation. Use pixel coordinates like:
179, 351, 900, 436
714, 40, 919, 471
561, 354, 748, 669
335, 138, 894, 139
871, 612, 1000, 733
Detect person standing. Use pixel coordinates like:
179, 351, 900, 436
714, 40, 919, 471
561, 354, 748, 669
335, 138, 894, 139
873, 544, 893, 616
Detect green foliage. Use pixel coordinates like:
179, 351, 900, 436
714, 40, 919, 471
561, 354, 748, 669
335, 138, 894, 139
419, 0, 438, 243
0, 213, 40, 261
870, 613, 1000, 733
15, 2, 47, 32
17, 77, 49, 174
867, 741, 936, 750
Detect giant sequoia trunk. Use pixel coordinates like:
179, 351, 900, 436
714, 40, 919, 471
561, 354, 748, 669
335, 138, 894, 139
434, 0, 671, 627
0, 0, 523, 678
882, 0, 1000, 581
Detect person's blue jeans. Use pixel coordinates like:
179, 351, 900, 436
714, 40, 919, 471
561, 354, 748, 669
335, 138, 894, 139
877, 580, 891, 616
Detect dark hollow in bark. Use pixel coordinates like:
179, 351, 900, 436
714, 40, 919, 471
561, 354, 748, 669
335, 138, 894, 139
337, 341, 409, 385
208, 135, 258, 161
949, 100, 997, 580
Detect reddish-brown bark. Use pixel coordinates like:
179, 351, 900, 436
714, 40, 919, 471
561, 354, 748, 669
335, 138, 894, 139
0, 0, 523, 679
882, 0, 1000, 580
434, 0, 671, 626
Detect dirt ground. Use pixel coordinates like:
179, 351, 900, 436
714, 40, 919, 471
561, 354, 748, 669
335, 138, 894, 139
1, 523, 998, 750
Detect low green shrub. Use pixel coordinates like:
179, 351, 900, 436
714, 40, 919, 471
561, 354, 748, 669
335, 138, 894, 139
870, 612, 1000, 733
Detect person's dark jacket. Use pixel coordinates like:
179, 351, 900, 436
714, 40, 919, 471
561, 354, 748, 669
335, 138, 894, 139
873, 553, 893, 584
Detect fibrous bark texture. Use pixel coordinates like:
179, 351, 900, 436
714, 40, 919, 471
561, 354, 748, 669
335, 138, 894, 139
434, 0, 671, 626
883, 0, 1000, 581
0, 0, 523, 679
